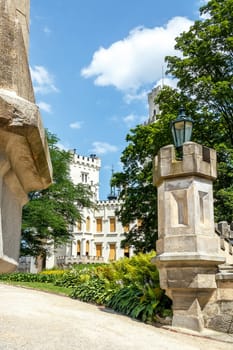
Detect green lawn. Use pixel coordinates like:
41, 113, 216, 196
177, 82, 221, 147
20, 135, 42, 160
0, 281, 71, 296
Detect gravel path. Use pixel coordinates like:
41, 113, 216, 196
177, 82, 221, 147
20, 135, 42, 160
0, 284, 232, 350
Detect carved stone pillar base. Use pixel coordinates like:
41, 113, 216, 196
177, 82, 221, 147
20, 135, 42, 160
172, 296, 204, 332
154, 253, 225, 331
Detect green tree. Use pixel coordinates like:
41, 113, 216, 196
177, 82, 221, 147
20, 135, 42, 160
165, 0, 233, 222
114, 0, 233, 250
21, 131, 93, 257
166, 0, 233, 144
112, 89, 178, 252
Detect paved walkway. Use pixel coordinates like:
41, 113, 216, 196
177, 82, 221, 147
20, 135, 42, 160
0, 284, 232, 350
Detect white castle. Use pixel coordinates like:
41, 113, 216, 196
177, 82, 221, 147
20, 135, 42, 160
45, 152, 136, 269
19, 87, 160, 271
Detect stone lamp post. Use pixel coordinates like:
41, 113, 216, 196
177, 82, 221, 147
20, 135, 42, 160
152, 108, 226, 332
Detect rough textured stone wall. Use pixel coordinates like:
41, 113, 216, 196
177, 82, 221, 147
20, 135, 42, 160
0, 0, 34, 101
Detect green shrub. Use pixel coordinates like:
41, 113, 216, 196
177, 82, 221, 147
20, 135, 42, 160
54, 269, 81, 288
106, 278, 171, 322
40, 269, 66, 276
107, 285, 142, 316
111, 252, 160, 287
59, 252, 172, 323
0, 272, 55, 283
70, 277, 113, 304
72, 263, 106, 270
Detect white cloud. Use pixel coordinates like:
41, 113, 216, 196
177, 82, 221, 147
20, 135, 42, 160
199, 0, 209, 5
103, 165, 112, 171
123, 113, 147, 127
81, 17, 193, 92
123, 114, 136, 124
90, 142, 118, 155
197, 0, 211, 20
37, 101, 52, 113
57, 142, 70, 151
43, 26, 51, 35
69, 121, 83, 129
30, 65, 59, 94
123, 114, 137, 126
155, 77, 178, 89
124, 90, 148, 104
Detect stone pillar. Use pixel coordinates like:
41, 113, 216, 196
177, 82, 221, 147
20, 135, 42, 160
90, 239, 95, 257
81, 238, 86, 257
153, 142, 225, 332
71, 239, 77, 257
0, 0, 52, 272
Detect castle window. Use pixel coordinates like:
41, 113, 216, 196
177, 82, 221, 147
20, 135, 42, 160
77, 220, 82, 231
77, 240, 81, 256
110, 217, 116, 232
124, 246, 129, 258
81, 173, 88, 183
96, 218, 103, 233
109, 243, 116, 261
86, 240, 90, 256
96, 243, 102, 258
86, 216, 90, 232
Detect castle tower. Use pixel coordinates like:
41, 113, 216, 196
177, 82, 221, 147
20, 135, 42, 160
69, 152, 101, 201
147, 86, 161, 124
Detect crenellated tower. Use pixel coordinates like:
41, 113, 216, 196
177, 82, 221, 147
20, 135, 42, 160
69, 151, 101, 200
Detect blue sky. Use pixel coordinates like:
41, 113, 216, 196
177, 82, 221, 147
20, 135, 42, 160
29, 0, 206, 199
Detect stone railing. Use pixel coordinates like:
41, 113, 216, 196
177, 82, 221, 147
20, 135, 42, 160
56, 255, 104, 267
215, 221, 233, 265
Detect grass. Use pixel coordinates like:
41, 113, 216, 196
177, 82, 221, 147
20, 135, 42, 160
0, 281, 71, 296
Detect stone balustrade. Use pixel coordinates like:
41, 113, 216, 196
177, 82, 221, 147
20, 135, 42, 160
215, 221, 233, 265
56, 255, 104, 267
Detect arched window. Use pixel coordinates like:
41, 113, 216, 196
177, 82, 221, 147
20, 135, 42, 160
86, 240, 90, 256
77, 220, 82, 231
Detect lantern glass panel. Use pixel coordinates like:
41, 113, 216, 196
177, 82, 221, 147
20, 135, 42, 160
173, 120, 185, 148
184, 120, 193, 143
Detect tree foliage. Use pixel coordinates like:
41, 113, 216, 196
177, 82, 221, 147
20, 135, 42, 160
113, 0, 233, 252
21, 131, 93, 257
112, 92, 176, 253
165, 0, 233, 222
166, 0, 233, 144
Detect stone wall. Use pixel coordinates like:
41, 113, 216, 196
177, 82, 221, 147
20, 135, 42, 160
202, 221, 233, 333
0, 0, 34, 101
